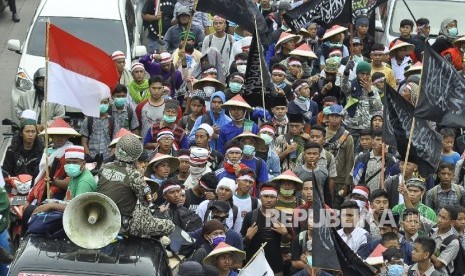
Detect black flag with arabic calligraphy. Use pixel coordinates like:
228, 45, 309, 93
312, 172, 375, 275
196, 0, 270, 45
243, 31, 275, 110
414, 44, 465, 128
283, 0, 352, 33
383, 84, 442, 177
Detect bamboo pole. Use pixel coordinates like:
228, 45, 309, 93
44, 21, 51, 199
381, 142, 386, 189
253, 15, 267, 121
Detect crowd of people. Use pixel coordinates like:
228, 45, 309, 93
3, 0, 465, 275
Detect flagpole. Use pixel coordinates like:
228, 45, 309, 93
401, 0, 417, 23
381, 143, 385, 189
253, 15, 267, 120
402, 78, 423, 184
180, 0, 198, 53
349, 23, 354, 59
44, 21, 51, 199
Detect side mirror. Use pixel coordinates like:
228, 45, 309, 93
134, 45, 147, 58
375, 20, 384, 33
7, 39, 21, 53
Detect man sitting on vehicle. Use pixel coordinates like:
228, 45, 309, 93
98, 134, 175, 238
29, 146, 98, 214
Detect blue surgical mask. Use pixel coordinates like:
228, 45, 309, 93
298, 95, 309, 101
448, 27, 458, 37
64, 164, 82, 178
326, 41, 343, 48
210, 235, 226, 247
163, 114, 177, 123
259, 133, 273, 145
99, 104, 109, 114
243, 145, 255, 156
114, 97, 126, 108
387, 264, 404, 276
229, 82, 243, 93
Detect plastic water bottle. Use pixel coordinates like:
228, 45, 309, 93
290, 139, 297, 159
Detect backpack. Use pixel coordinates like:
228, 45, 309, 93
432, 184, 462, 211
28, 210, 66, 239
438, 234, 465, 276
86, 106, 134, 137
167, 225, 197, 257
203, 201, 239, 227
174, 206, 203, 233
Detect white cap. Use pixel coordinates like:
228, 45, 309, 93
21, 110, 37, 121
216, 178, 237, 193
198, 123, 214, 137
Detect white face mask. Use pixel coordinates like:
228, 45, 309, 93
237, 65, 247, 74
203, 86, 215, 98
353, 199, 366, 210
190, 166, 206, 175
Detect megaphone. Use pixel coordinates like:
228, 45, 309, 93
63, 192, 121, 249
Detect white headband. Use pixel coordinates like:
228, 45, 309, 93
261, 189, 278, 197
238, 175, 254, 182
289, 60, 302, 66
260, 126, 276, 135
272, 69, 286, 75
226, 147, 242, 154
163, 184, 181, 194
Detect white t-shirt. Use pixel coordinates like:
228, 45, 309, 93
233, 194, 262, 219
202, 34, 233, 72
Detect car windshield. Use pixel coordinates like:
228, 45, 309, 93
27, 16, 126, 57
390, 0, 465, 37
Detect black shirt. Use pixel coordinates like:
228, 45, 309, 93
183, 188, 204, 212
142, 0, 175, 40
241, 209, 290, 273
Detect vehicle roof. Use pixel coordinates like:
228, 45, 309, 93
9, 235, 171, 276
39, 0, 122, 20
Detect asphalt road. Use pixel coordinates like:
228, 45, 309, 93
0, 0, 40, 156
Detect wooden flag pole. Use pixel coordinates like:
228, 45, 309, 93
401, 117, 415, 185
253, 15, 267, 120
180, 0, 198, 53
349, 23, 354, 59
402, 78, 424, 183
381, 143, 386, 189
44, 21, 51, 199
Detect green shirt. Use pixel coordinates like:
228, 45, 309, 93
0, 187, 9, 232
392, 202, 437, 236
67, 169, 97, 200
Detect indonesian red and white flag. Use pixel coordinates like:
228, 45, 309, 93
47, 24, 119, 117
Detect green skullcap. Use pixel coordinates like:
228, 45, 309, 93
180, 31, 196, 41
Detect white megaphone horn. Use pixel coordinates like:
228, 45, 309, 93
63, 192, 121, 249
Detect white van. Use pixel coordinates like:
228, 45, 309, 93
375, 0, 465, 45
7, 0, 147, 121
